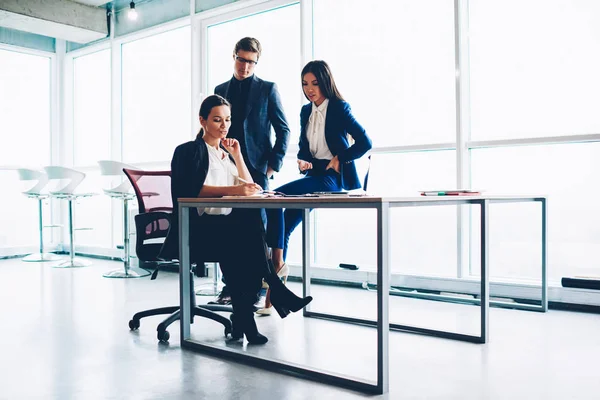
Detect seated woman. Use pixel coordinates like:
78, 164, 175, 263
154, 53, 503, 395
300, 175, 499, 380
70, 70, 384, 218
162, 94, 312, 344
259, 60, 372, 315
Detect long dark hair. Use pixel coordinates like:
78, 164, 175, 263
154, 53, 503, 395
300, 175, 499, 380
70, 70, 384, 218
301, 60, 344, 102
196, 94, 231, 139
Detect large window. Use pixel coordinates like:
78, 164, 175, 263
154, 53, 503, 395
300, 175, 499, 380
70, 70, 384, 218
469, 0, 600, 140
73, 49, 111, 166
4, 0, 598, 299
467, 1, 600, 283
313, 0, 456, 147
311, 0, 457, 273
0, 49, 51, 249
206, 3, 302, 141
122, 26, 192, 163
72, 49, 113, 248
314, 151, 458, 276
471, 143, 600, 282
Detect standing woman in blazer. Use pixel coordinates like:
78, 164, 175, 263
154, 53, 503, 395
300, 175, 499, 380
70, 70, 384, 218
162, 95, 312, 343
259, 60, 372, 314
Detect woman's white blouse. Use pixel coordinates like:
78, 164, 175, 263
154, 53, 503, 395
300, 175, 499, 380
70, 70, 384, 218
306, 98, 334, 160
197, 142, 238, 216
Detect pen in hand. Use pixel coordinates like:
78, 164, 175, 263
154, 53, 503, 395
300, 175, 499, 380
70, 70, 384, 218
236, 176, 263, 193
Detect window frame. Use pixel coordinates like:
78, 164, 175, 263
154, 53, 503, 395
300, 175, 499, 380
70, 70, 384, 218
3, 0, 597, 306
0, 43, 58, 254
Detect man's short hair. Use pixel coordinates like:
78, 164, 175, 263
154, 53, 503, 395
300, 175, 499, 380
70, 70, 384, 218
234, 37, 262, 60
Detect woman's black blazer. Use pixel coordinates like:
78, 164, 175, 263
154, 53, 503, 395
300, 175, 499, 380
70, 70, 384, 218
160, 136, 210, 260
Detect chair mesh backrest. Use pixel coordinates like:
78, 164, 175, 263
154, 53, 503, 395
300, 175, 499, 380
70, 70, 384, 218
123, 169, 173, 262
133, 212, 171, 261
123, 169, 172, 214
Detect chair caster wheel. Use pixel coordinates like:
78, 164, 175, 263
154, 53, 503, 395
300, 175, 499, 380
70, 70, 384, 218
158, 330, 170, 342
129, 319, 140, 330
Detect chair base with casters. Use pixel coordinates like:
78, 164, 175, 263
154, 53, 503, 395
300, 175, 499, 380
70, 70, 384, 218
51, 194, 94, 268
122, 169, 233, 342
128, 211, 233, 342
128, 270, 233, 342
22, 194, 61, 263
102, 192, 150, 279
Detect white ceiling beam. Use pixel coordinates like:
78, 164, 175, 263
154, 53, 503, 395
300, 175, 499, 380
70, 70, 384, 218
0, 0, 108, 44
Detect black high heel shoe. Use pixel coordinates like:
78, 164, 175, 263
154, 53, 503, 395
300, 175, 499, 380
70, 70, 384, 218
229, 314, 243, 340
259, 243, 313, 319
265, 274, 313, 319
229, 313, 268, 344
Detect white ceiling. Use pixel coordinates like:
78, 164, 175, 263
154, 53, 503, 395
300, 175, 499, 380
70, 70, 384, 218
70, 0, 111, 6
0, 0, 109, 43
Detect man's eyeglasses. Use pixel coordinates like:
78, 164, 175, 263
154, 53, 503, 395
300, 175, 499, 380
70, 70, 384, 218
235, 55, 258, 66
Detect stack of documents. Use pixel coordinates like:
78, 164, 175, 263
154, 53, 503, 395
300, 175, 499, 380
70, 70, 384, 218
420, 190, 482, 196
312, 191, 349, 196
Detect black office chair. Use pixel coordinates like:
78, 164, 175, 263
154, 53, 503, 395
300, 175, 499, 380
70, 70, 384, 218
123, 169, 233, 342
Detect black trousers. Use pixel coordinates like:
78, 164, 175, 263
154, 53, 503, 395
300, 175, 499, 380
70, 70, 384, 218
218, 165, 269, 295
192, 209, 265, 308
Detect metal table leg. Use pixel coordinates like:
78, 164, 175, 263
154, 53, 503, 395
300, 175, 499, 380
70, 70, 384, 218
302, 209, 312, 314
180, 202, 390, 395
541, 198, 548, 311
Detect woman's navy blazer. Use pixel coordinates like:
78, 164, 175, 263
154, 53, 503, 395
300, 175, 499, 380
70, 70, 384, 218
297, 99, 372, 190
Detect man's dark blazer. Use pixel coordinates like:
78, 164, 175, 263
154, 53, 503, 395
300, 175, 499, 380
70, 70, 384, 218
297, 99, 372, 191
215, 75, 290, 181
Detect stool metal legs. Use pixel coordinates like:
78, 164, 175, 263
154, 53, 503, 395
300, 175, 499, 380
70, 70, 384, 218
103, 197, 150, 278
22, 198, 60, 262
195, 263, 223, 296
53, 199, 91, 268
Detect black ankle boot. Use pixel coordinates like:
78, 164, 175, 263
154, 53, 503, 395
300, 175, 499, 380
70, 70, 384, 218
229, 314, 243, 340
230, 312, 268, 344
264, 274, 313, 319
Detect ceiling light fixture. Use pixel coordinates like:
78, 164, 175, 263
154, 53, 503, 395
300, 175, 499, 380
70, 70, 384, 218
128, 1, 138, 21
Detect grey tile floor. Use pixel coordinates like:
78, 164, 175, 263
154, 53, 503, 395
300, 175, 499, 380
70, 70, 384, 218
0, 257, 599, 399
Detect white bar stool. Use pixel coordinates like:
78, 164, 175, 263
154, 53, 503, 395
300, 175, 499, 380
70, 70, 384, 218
16, 168, 61, 262
44, 166, 95, 268
98, 160, 150, 278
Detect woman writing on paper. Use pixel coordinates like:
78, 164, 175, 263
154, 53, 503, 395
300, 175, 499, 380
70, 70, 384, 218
258, 60, 372, 314
161, 95, 312, 344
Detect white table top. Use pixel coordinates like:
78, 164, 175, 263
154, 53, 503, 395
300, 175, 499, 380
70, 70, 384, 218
178, 194, 546, 208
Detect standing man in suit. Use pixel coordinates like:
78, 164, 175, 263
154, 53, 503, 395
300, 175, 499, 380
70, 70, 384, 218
210, 37, 291, 305
214, 37, 290, 192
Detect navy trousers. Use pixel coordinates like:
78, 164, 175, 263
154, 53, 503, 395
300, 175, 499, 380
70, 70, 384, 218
266, 161, 342, 260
